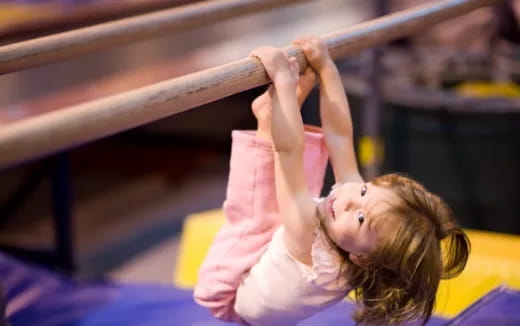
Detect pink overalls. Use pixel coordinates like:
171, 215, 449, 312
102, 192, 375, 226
194, 127, 346, 324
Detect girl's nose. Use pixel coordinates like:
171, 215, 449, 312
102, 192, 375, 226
344, 198, 355, 212
344, 195, 361, 212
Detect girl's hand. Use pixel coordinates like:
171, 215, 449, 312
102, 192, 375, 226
252, 67, 316, 123
249, 46, 300, 142
293, 36, 333, 73
251, 68, 315, 141
249, 46, 299, 89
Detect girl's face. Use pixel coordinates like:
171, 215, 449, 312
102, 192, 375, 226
318, 181, 399, 262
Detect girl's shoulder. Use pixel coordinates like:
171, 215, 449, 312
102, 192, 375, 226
271, 223, 351, 291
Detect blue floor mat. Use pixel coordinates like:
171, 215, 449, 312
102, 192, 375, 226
448, 286, 520, 325
2, 252, 501, 326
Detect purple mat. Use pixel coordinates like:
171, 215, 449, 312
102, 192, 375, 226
448, 286, 520, 326
8, 252, 514, 326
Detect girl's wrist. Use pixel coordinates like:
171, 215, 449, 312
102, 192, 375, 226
273, 74, 297, 91
317, 59, 336, 75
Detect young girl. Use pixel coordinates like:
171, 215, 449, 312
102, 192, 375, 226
194, 36, 470, 326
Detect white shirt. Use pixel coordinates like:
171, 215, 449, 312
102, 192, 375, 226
234, 224, 351, 326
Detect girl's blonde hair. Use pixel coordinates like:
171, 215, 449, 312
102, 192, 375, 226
339, 173, 470, 325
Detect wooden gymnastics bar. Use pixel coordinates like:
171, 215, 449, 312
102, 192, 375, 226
0, 0, 501, 168
0, 0, 201, 44
0, 0, 311, 74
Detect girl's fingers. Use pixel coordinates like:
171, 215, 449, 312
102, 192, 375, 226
249, 46, 275, 63
250, 46, 303, 82
248, 48, 262, 58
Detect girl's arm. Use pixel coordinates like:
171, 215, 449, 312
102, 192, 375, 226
319, 62, 363, 183
272, 83, 317, 265
250, 47, 317, 265
294, 37, 363, 184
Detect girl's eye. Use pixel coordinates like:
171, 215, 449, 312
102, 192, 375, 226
358, 212, 365, 225
361, 184, 367, 197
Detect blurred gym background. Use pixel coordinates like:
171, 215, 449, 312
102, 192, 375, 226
0, 0, 518, 288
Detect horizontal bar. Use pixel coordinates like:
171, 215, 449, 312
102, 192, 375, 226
0, 0, 199, 44
0, 0, 310, 74
0, 0, 501, 168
